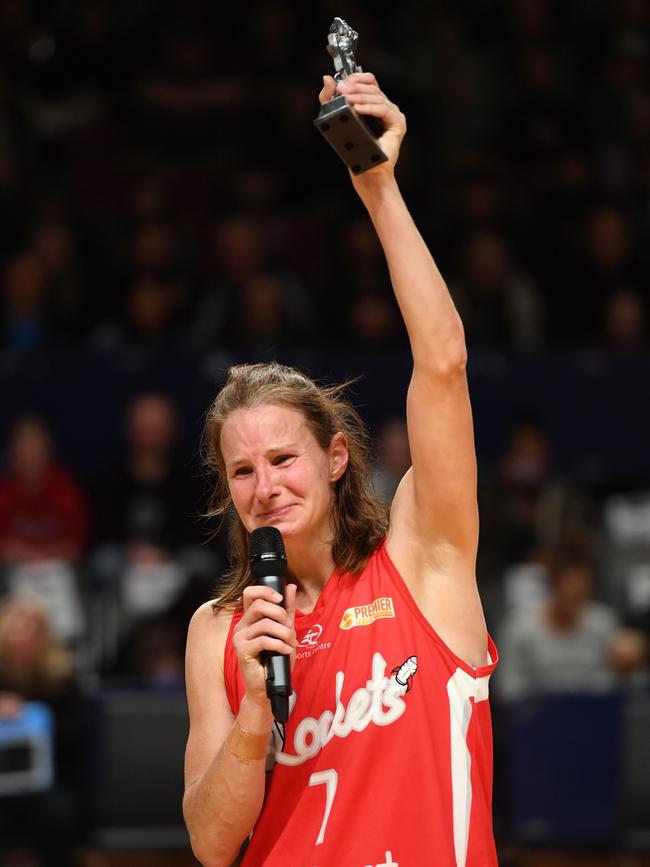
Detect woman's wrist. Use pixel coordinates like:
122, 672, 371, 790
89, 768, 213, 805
351, 170, 401, 207
224, 694, 274, 764
238, 693, 275, 735
225, 722, 271, 764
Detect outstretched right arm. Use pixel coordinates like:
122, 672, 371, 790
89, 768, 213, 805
183, 586, 296, 866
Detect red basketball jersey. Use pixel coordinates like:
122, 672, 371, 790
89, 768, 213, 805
224, 539, 498, 867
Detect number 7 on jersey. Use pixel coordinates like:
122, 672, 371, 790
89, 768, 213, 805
309, 768, 339, 845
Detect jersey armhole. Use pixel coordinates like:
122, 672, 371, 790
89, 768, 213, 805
377, 539, 499, 678
223, 608, 244, 717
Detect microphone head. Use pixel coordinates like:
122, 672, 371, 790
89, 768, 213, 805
250, 526, 286, 563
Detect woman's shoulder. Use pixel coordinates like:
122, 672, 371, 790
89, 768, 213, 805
187, 600, 238, 664
189, 599, 236, 633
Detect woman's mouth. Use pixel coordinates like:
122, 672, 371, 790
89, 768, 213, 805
257, 504, 295, 522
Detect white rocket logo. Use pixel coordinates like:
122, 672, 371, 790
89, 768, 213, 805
392, 656, 418, 691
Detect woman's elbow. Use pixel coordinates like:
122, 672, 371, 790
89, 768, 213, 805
416, 316, 468, 375
445, 316, 469, 367
187, 833, 244, 867
443, 338, 468, 373
184, 801, 243, 867
420, 338, 468, 378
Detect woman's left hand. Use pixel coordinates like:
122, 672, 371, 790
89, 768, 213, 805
318, 72, 407, 182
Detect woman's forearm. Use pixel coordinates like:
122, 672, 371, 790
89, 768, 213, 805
184, 698, 273, 867
354, 176, 466, 368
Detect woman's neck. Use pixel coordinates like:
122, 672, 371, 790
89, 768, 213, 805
286, 535, 336, 614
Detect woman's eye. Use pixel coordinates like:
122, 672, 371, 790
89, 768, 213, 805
274, 454, 293, 465
234, 466, 252, 477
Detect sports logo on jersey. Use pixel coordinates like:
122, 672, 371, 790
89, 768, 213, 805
339, 596, 395, 630
296, 624, 332, 661
299, 624, 323, 646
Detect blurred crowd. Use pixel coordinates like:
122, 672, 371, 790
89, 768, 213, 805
0, 0, 649, 352
1, 0, 650, 863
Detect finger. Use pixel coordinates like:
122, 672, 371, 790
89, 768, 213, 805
337, 82, 383, 96
341, 91, 400, 111
240, 598, 292, 627
234, 619, 297, 659
340, 93, 403, 123
318, 74, 337, 104
243, 617, 296, 646
344, 72, 378, 85
350, 102, 405, 123
242, 584, 283, 610
341, 93, 389, 106
242, 635, 295, 657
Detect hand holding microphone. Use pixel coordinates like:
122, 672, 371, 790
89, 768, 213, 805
233, 527, 296, 723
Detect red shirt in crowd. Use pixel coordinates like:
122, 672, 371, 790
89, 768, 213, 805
0, 465, 88, 562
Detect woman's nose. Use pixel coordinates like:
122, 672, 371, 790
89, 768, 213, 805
254, 465, 278, 501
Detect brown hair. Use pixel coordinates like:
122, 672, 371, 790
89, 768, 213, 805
0, 600, 73, 693
202, 362, 390, 609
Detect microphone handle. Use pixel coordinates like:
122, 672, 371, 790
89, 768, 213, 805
255, 572, 291, 724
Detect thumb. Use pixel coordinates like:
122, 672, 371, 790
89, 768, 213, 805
318, 74, 337, 105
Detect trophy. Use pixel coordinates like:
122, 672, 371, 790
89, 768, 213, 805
314, 17, 388, 175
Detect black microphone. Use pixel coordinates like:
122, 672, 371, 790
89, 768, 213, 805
249, 526, 291, 723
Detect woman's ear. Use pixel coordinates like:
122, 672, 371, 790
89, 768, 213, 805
329, 432, 349, 482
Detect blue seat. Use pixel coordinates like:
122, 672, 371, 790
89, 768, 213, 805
504, 693, 622, 847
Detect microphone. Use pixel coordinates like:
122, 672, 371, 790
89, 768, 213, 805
249, 526, 291, 723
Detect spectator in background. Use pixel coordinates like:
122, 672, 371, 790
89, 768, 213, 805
479, 417, 553, 576
185, 215, 315, 348
345, 289, 403, 344
128, 219, 183, 278
340, 216, 392, 298
371, 417, 411, 503
90, 217, 194, 348
91, 272, 188, 347
584, 208, 638, 290
1, 252, 49, 349
221, 270, 316, 347
91, 393, 217, 678
478, 417, 557, 592
91, 392, 198, 577
563, 205, 644, 339
335, 216, 405, 344
601, 287, 648, 348
451, 229, 544, 348
132, 27, 251, 154
31, 220, 87, 340
0, 599, 88, 866
0, 417, 88, 645
496, 552, 647, 702
183, 216, 268, 347
0, 417, 87, 565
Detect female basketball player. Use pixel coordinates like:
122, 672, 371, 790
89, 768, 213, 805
183, 72, 498, 867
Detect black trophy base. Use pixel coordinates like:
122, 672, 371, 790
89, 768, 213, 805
314, 95, 388, 175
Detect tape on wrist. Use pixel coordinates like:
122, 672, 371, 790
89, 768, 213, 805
225, 722, 271, 764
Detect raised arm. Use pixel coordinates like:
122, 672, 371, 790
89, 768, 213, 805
320, 74, 487, 665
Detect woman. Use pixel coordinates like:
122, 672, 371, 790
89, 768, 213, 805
0, 600, 88, 866
183, 72, 498, 867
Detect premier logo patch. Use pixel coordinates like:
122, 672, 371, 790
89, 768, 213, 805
339, 596, 395, 630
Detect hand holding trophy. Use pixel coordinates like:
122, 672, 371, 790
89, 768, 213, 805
314, 17, 406, 177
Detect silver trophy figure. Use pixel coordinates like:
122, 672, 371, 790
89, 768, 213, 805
314, 17, 388, 175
